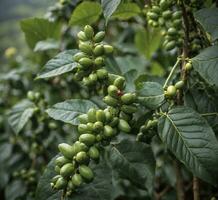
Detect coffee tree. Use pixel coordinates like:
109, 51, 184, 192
1, 0, 218, 199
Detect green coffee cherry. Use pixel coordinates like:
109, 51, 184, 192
119, 111, 132, 121
55, 156, 71, 167
87, 122, 94, 131
88, 146, 100, 160
55, 166, 60, 173
107, 85, 118, 97
160, 0, 170, 10
73, 52, 86, 62
165, 40, 176, 51
78, 124, 88, 134
79, 165, 94, 182
79, 57, 93, 68
96, 134, 102, 142
172, 11, 182, 19
185, 62, 192, 71
67, 180, 75, 190
89, 73, 98, 83
151, 6, 161, 14
77, 31, 88, 41
103, 45, 114, 54
109, 117, 119, 127
27, 91, 35, 101
51, 175, 62, 183
84, 25, 94, 39
166, 85, 177, 97
118, 119, 131, 133
58, 143, 75, 159
74, 141, 89, 152
94, 57, 104, 66
60, 163, 75, 177
93, 121, 104, 131
103, 95, 118, 107
75, 151, 89, 164
72, 174, 83, 187
82, 77, 92, 86
96, 110, 106, 122
113, 77, 125, 90
146, 119, 158, 129
121, 93, 136, 104
79, 134, 96, 146
121, 105, 137, 114
167, 27, 177, 36
103, 125, 114, 138
94, 31, 105, 43
55, 177, 67, 189
104, 110, 113, 122
162, 10, 172, 19
78, 114, 88, 124
175, 80, 184, 89
173, 19, 182, 28
79, 42, 93, 55
87, 108, 96, 123
96, 69, 108, 79
148, 12, 159, 20
93, 45, 104, 56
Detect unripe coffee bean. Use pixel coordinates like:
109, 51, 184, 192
84, 25, 94, 39
94, 31, 105, 43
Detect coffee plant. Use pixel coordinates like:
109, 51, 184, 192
1, 0, 218, 199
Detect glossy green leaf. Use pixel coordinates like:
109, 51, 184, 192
34, 39, 59, 52
69, 1, 102, 26
5, 180, 27, 200
192, 46, 218, 88
136, 82, 165, 109
184, 87, 218, 127
8, 100, 35, 134
134, 27, 162, 59
158, 106, 218, 185
36, 50, 78, 79
194, 8, 218, 41
101, 0, 121, 22
112, 3, 141, 20
46, 99, 99, 125
108, 140, 155, 193
20, 18, 61, 49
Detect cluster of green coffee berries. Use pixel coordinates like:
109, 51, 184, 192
73, 25, 113, 87
13, 168, 37, 185
146, 0, 184, 51
104, 75, 137, 124
136, 119, 158, 143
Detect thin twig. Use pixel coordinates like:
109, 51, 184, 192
193, 177, 200, 200
163, 59, 181, 88
173, 161, 185, 200
201, 112, 218, 116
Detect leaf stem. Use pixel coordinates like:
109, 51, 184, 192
193, 177, 200, 200
201, 112, 218, 116
163, 59, 181, 89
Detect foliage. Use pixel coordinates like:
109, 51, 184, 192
1, 0, 218, 200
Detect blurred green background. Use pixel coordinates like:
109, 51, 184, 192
0, 0, 56, 60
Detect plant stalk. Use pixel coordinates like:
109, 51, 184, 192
193, 177, 200, 200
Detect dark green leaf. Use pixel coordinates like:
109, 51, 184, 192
112, 3, 141, 20
134, 27, 162, 59
37, 50, 78, 79
34, 39, 59, 52
192, 46, 218, 88
5, 180, 27, 200
46, 99, 99, 125
69, 1, 102, 26
137, 82, 165, 109
158, 106, 218, 185
8, 100, 35, 134
101, 0, 121, 22
194, 8, 218, 41
20, 18, 61, 49
108, 140, 155, 193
